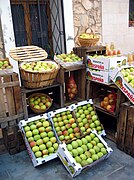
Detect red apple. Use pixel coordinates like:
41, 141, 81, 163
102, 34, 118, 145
30, 141, 36, 148
73, 127, 80, 133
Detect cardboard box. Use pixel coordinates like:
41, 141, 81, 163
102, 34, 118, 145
86, 68, 112, 84
86, 55, 127, 71
57, 130, 113, 177
110, 66, 134, 104
18, 114, 58, 167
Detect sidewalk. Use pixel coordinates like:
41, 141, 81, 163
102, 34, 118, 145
0, 138, 134, 180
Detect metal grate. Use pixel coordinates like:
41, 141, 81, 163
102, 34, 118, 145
10, 0, 66, 58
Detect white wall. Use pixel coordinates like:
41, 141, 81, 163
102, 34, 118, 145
0, 0, 19, 74
102, 0, 134, 53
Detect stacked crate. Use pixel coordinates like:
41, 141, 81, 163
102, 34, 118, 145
0, 73, 25, 154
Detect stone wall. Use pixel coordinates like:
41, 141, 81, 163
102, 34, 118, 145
0, 19, 4, 58
73, 0, 102, 46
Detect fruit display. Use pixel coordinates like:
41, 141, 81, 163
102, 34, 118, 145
20, 60, 58, 72
57, 130, 113, 177
49, 107, 82, 143
74, 101, 104, 135
23, 118, 58, 159
67, 74, 78, 100
120, 67, 134, 88
100, 93, 117, 113
28, 93, 52, 113
0, 59, 12, 70
56, 52, 82, 63
67, 133, 108, 167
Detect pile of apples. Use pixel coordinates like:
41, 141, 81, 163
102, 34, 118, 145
74, 103, 103, 135
52, 110, 81, 142
24, 118, 58, 158
21, 61, 57, 72
0, 60, 12, 70
56, 53, 82, 63
66, 132, 108, 167
79, 33, 99, 40
29, 94, 52, 111
100, 93, 117, 113
121, 67, 134, 88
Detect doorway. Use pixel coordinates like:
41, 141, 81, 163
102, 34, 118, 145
10, 0, 66, 58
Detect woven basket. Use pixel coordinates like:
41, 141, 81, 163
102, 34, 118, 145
78, 30, 100, 47
20, 60, 60, 89
28, 93, 52, 114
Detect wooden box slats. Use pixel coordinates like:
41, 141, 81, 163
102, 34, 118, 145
0, 73, 23, 126
9, 45, 48, 61
117, 102, 134, 157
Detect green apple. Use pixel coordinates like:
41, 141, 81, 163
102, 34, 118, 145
48, 147, 55, 153
89, 149, 96, 155
87, 143, 93, 149
81, 138, 88, 145
93, 137, 100, 144
46, 141, 52, 148
38, 127, 45, 133
50, 137, 57, 143
71, 141, 78, 149
53, 143, 58, 150
92, 154, 98, 161
26, 131, 32, 138
85, 151, 91, 158
28, 136, 34, 143
32, 129, 39, 135
24, 126, 30, 132
92, 115, 98, 121
80, 154, 87, 160
43, 137, 49, 143
39, 144, 46, 151
36, 122, 42, 128
48, 131, 54, 138
93, 145, 100, 153
75, 156, 82, 164
81, 145, 88, 152
87, 158, 93, 164
101, 147, 107, 155
77, 147, 84, 155
67, 144, 73, 151
35, 151, 42, 158
32, 146, 39, 152
36, 139, 43, 146
97, 152, 104, 158
76, 139, 82, 146
43, 121, 50, 127
81, 160, 88, 167
40, 132, 47, 138
59, 135, 65, 141
34, 134, 41, 141
72, 149, 78, 157
97, 143, 104, 149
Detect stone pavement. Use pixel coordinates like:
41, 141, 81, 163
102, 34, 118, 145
0, 138, 134, 180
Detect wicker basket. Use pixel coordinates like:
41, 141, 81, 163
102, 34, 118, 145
28, 93, 52, 114
20, 60, 60, 89
78, 31, 100, 47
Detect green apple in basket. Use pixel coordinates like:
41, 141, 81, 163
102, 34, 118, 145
29, 94, 52, 112
21, 61, 57, 72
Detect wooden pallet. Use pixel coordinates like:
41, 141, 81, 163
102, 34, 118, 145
117, 102, 134, 157
73, 45, 106, 63
9, 45, 48, 61
0, 73, 24, 128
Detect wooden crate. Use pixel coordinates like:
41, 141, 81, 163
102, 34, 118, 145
73, 45, 106, 64
56, 64, 86, 105
2, 125, 26, 155
21, 83, 64, 119
86, 80, 126, 117
0, 73, 24, 128
117, 102, 134, 157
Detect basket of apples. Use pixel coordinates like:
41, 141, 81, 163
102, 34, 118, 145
20, 60, 60, 88
78, 29, 100, 47
0, 58, 13, 75
28, 93, 52, 114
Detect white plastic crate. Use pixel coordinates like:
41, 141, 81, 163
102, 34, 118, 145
18, 114, 58, 167
57, 130, 113, 177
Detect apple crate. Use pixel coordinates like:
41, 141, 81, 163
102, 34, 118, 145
57, 130, 113, 178
73, 46, 106, 64
0, 57, 13, 75
56, 63, 86, 104
117, 102, 134, 157
86, 55, 127, 71
0, 72, 24, 128
86, 68, 112, 84
73, 99, 106, 136
48, 105, 83, 143
18, 114, 58, 167
110, 65, 134, 104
